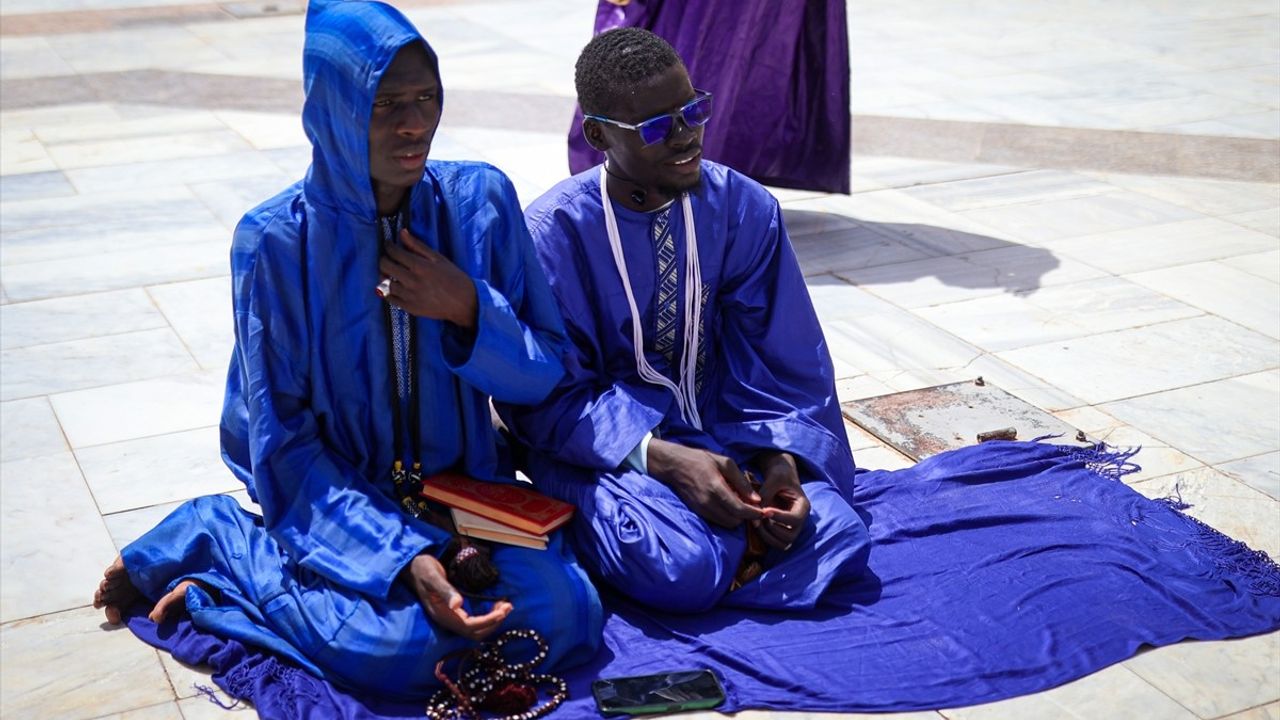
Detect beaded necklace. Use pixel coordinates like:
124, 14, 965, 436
424, 629, 567, 720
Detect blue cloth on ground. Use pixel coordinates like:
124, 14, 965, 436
126, 440, 1280, 718
119, 0, 601, 699
498, 163, 870, 611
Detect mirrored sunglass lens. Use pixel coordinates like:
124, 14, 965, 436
637, 115, 674, 145
683, 96, 712, 126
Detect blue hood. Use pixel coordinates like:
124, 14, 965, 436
302, 0, 440, 220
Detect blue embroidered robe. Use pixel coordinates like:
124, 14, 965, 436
499, 163, 870, 611
119, 1, 601, 698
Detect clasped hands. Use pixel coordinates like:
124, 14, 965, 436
379, 228, 478, 329
647, 438, 811, 550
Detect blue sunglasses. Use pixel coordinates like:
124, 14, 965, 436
585, 90, 713, 146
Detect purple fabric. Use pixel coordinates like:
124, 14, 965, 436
126, 441, 1279, 718
567, 0, 851, 193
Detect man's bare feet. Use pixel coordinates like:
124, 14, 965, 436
93, 555, 213, 625
94, 555, 141, 625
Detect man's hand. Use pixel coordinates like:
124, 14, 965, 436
647, 438, 764, 529
379, 229, 479, 329
755, 451, 810, 550
399, 553, 511, 641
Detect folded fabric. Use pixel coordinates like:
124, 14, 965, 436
127, 441, 1280, 718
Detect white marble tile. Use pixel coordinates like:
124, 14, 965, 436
47, 130, 255, 171
1045, 218, 1279, 276
102, 489, 255, 553
99, 702, 185, 719
45, 27, 230, 74
0, 397, 69, 463
781, 202, 861, 239
853, 443, 917, 471
49, 369, 226, 449
1221, 209, 1280, 238
821, 310, 982, 378
0, 452, 118, 622
1130, 467, 1280, 560
808, 275, 903, 323
845, 157, 1020, 191
843, 420, 888, 452
1052, 405, 1122, 436
728, 710, 941, 720
0, 170, 76, 202
77, 426, 243, 515
1128, 261, 1280, 339
1219, 251, 1280, 283
214, 110, 308, 150
792, 222, 933, 276
1095, 93, 1270, 128
64, 150, 289, 196
262, 145, 312, 178
958, 191, 1203, 244
0, 129, 56, 175
1080, 173, 1280, 217
35, 112, 226, 146
998, 316, 1279, 405
1220, 703, 1280, 720
1, 329, 197, 401
188, 175, 295, 230
0, 103, 121, 133
1096, 424, 1206, 483
177, 694, 256, 719
1217, 453, 1280, 501
1102, 371, 1280, 466
835, 375, 898, 404
902, 170, 1114, 212
2, 241, 230, 302
914, 277, 1202, 352
0, 185, 215, 237
0, 607, 173, 719
947, 354, 1088, 413
0, 288, 166, 351
810, 190, 1018, 258
938, 661, 1196, 720
0, 36, 78, 80
147, 278, 233, 371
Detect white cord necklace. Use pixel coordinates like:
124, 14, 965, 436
599, 164, 704, 429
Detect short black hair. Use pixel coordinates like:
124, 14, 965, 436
575, 28, 682, 117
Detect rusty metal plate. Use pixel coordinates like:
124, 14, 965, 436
841, 379, 1093, 461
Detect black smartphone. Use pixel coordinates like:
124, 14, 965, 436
592, 669, 726, 715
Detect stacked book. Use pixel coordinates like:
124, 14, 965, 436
420, 473, 574, 550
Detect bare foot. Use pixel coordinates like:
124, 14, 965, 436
93, 555, 141, 625
94, 556, 213, 625
146, 579, 210, 624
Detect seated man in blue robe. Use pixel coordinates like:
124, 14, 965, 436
91, 0, 601, 698
498, 28, 870, 613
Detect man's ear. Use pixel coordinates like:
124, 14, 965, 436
582, 119, 610, 151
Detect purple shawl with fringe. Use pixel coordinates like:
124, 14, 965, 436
126, 441, 1280, 718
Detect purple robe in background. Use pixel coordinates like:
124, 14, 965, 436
567, 0, 851, 194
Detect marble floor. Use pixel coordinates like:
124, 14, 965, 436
1, 1, 1277, 719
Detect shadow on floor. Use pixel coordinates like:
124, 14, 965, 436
783, 209, 1061, 296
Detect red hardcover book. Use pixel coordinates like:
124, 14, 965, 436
419, 473, 574, 536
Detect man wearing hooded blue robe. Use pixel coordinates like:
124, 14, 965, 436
93, 1, 601, 698
498, 30, 870, 613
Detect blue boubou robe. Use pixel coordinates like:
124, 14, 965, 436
118, 0, 601, 698
499, 162, 870, 611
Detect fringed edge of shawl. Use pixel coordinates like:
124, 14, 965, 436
211, 653, 322, 720
1058, 441, 1143, 482
1153, 487, 1280, 598
1058, 441, 1280, 598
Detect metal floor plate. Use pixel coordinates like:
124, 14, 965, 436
841, 379, 1093, 462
